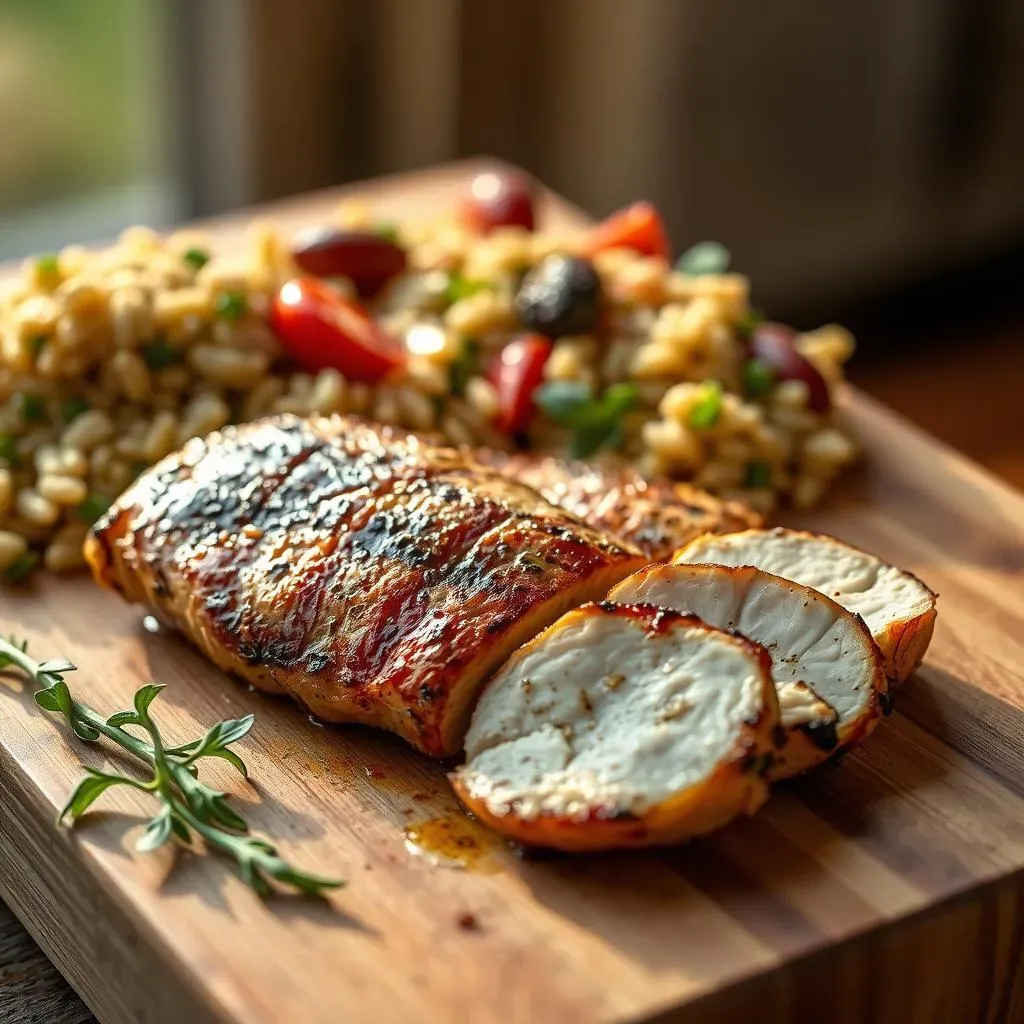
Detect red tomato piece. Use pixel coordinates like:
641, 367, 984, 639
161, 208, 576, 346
489, 334, 552, 434
586, 201, 670, 260
460, 170, 536, 234
268, 277, 404, 383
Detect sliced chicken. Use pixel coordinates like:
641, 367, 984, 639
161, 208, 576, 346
608, 564, 887, 778
674, 528, 937, 682
86, 414, 647, 757
451, 601, 780, 851
473, 450, 762, 561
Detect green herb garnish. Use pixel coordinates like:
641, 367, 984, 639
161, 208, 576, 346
741, 358, 776, 399
4, 551, 39, 584
374, 221, 400, 244
744, 460, 772, 489
688, 381, 722, 430
445, 273, 490, 306
675, 241, 731, 276
182, 247, 210, 271
735, 307, 766, 338
0, 432, 21, 467
216, 292, 248, 321
29, 335, 46, 359
60, 396, 91, 424
35, 253, 60, 278
17, 393, 46, 424
140, 336, 180, 372
449, 338, 480, 397
75, 493, 111, 526
0, 636, 343, 899
535, 380, 638, 459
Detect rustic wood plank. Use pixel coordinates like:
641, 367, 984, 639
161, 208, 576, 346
0, 162, 1023, 1024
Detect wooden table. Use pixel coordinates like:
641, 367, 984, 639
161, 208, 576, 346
2, 166, 1023, 1024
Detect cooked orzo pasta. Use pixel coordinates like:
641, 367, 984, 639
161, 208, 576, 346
0, 169, 857, 578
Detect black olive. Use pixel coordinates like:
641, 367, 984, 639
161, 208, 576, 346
514, 255, 602, 338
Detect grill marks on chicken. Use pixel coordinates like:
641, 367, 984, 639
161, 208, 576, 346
473, 450, 761, 561
87, 415, 647, 756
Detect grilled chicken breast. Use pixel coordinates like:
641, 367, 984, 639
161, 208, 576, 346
473, 450, 761, 561
674, 528, 937, 682
451, 601, 779, 851
86, 415, 647, 756
608, 564, 887, 778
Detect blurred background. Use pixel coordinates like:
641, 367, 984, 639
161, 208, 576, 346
0, 0, 1021, 466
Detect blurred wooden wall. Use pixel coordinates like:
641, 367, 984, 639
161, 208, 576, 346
247, 0, 1024, 315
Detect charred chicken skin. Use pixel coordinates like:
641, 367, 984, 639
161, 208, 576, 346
473, 450, 761, 561
86, 415, 647, 756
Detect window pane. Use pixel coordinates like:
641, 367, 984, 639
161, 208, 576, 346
0, 0, 181, 257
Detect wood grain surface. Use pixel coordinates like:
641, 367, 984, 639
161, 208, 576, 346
1, 164, 1023, 1024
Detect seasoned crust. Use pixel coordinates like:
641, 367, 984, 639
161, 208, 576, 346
472, 449, 761, 561
86, 414, 647, 757
451, 602, 780, 851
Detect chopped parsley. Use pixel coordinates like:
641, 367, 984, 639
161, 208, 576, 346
35, 253, 60, 279
216, 292, 248, 321
675, 241, 731, 276
688, 381, 722, 430
76, 494, 111, 526
744, 460, 772, 489
535, 380, 638, 459
0, 433, 21, 467
17, 394, 47, 424
444, 273, 490, 306
4, 550, 39, 584
741, 358, 776, 399
60, 396, 91, 424
735, 307, 766, 338
182, 247, 210, 271
140, 336, 180, 372
449, 338, 481, 397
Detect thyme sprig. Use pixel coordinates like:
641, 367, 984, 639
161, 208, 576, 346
0, 636, 343, 898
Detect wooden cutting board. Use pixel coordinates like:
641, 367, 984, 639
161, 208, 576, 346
0, 164, 1022, 1024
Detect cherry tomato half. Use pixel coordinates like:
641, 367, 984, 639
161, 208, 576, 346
586, 201, 670, 260
460, 170, 536, 234
268, 277, 404, 383
489, 334, 552, 434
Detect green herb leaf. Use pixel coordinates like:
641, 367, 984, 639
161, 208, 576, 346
675, 241, 731, 276
216, 292, 248, 321
735, 307, 766, 338
60, 770, 131, 822
140, 337, 180, 372
29, 335, 46, 359
374, 221, 400, 244
688, 381, 723, 430
744, 460, 772, 489
76, 493, 111, 526
533, 380, 594, 425
136, 809, 175, 852
535, 380, 638, 458
741, 358, 776, 399
35, 253, 60, 278
0, 433, 21, 467
4, 551, 38, 584
448, 338, 480, 397
445, 274, 490, 305
16, 393, 46, 424
0, 635, 343, 899
60, 396, 91, 424
182, 247, 210, 271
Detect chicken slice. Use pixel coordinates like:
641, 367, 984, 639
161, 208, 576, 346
674, 528, 937, 682
451, 601, 780, 851
608, 564, 887, 778
86, 415, 647, 757
473, 450, 762, 560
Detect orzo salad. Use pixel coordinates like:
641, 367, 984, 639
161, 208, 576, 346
0, 168, 856, 579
